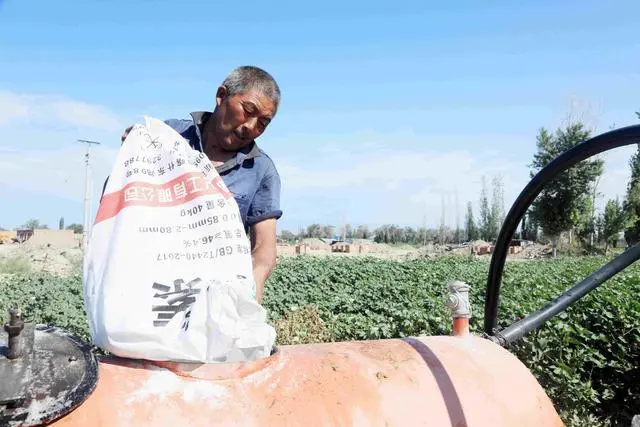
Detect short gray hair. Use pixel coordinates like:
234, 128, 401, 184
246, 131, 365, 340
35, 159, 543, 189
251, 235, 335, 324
221, 65, 281, 110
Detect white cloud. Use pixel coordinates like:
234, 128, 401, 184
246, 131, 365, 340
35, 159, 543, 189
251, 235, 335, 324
0, 91, 30, 123
279, 149, 480, 189
0, 145, 118, 207
276, 139, 637, 228
0, 89, 125, 220
0, 89, 123, 132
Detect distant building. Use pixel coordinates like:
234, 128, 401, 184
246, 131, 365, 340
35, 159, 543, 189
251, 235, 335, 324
320, 238, 339, 245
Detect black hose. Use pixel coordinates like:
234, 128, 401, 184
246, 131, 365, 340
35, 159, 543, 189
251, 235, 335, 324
489, 242, 640, 347
484, 124, 640, 336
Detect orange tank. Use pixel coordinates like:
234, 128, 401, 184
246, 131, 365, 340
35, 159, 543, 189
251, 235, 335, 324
45, 334, 563, 427
0, 281, 565, 427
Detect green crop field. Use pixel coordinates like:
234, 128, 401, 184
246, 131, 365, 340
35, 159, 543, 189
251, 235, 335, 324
1, 255, 638, 426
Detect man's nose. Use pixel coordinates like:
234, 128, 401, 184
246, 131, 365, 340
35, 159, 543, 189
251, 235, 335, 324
241, 117, 260, 138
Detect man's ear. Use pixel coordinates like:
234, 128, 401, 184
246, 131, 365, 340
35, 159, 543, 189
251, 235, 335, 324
215, 86, 228, 107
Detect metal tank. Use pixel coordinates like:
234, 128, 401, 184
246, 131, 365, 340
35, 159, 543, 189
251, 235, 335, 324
1, 287, 562, 427
3, 123, 640, 426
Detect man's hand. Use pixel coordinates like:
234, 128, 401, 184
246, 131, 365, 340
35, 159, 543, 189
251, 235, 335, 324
249, 218, 278, 303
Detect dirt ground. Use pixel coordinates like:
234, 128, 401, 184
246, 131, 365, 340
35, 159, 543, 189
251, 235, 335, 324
277, 240, 552, 261
0, 241, 83, 276
0, 237, 552, 278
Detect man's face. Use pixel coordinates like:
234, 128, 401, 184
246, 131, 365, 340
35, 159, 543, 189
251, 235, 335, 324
212, 87, 276, 151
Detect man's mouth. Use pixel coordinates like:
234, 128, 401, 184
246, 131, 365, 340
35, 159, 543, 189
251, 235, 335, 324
230, 131, 247, 144
219, 132, 246, 151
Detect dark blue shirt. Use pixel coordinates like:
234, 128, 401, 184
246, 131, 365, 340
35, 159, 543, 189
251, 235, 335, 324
164, 112, 282, 231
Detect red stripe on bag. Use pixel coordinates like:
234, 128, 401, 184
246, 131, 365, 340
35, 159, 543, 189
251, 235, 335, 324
95, 172, 233, 225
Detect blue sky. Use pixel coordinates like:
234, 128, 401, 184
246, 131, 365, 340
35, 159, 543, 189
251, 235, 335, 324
1, 0, 639, 232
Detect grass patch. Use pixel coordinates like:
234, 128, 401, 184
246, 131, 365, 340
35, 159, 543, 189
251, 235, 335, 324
0, 256, 32, 275
272, 306, 330, 345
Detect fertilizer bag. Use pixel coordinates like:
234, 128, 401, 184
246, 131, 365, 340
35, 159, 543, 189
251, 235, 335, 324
83, 116, 276, 363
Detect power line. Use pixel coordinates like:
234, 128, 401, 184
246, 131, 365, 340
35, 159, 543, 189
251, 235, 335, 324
78, 139, 101, 250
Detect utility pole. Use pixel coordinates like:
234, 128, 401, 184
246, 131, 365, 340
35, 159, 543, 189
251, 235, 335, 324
78, 139, 101, 250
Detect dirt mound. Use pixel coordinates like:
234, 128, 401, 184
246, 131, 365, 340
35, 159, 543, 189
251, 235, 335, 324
511, 243, 552, 259
299, 238, 331, 251
349, 238, 375, 245
0, 243, 83, 276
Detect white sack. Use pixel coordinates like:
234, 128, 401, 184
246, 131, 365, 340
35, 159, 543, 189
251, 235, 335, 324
83, 116, 276, 363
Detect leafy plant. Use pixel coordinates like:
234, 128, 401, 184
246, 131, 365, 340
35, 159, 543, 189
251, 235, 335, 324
1, 255, 638, 426
0, 272, 89, 341
264, 255, 639, 426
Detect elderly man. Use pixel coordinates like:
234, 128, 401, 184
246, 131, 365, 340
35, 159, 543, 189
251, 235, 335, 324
118, 65, 282, 302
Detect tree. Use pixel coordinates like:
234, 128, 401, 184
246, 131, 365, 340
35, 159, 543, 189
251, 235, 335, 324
521, 212, 539, 241
454, 226, 462, 244
454, 189, 461, 244
323, 225, 336, 239
588, 173, 603, 246
416, 227, 433, 245
575, 195, 596, 250
279, 230, 296, 243
465, 202, 478, 241
529, 123, 604, 257
355, 225, 371, 240
623, 181, 640, 247
404, 226, 417, 244
59, 217, 65, 230
490, 175, 505, 239
595, 214, 605, 245
622, 111, 640, 246
374, 225, 397, 244
66, 223, 84, 234
22, 219, 40, 230
439, 194, 446, 244
602, 198, 625, 253
305, 224, 323, 238
344, 224, 354, 239
479, 176, 491, 241
624, 135, 640, 245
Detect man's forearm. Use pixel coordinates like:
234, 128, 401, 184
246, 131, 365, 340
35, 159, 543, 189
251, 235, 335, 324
249, 218, 278, 303
252, 249, 276, 302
